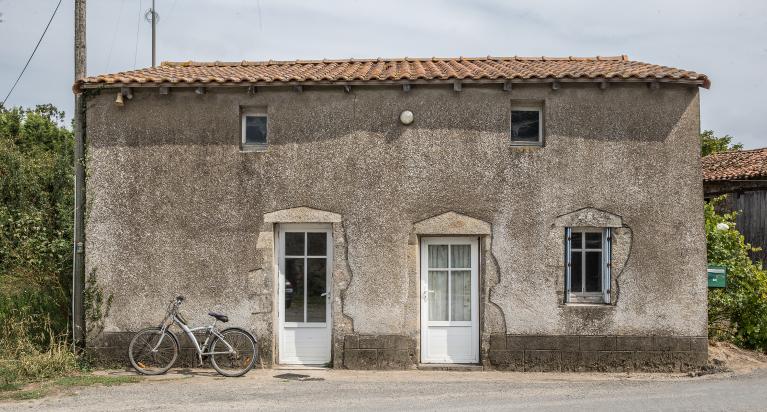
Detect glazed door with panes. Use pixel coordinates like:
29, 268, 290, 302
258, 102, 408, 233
278, 225, 332, 365
420, 237, 479, 363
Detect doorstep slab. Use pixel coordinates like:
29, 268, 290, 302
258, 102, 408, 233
418, 364, 484, 372
273, 365, 331, 371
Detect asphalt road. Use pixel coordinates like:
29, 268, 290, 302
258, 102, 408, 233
4, 368, 767, 411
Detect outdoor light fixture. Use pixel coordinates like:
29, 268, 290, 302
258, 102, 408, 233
114, 91, 124, 106
400, 110, 414, 125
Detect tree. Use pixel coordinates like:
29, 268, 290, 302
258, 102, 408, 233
0, 104, 73, 339
701, 130, 743, 157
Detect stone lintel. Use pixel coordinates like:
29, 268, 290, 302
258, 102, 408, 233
263, 206, 342, 223
554, 207, 623, 228
412, 211, 491, 236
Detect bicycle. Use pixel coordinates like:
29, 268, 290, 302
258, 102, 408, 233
128, 296, 258, 377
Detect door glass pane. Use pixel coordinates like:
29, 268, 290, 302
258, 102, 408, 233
307, 232, 327, 256
585, 232, 602, 249
428, 245, 448, 268
428, 270, 448, 321
450, 270, 471, 321
285, 232, 305, 256
306, 258, 327, 322
585, 251, 602, 292
284, 258, 304, 322
571, 251, 582, 293
451, 245, 471, 268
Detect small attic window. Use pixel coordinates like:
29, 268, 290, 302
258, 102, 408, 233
241, 110, 267, 151
510, 105, 543, 145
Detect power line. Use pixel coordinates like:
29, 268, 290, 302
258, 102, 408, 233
105, 0, 127, 73
134, 0, 142, 69
2, 0, 63, 106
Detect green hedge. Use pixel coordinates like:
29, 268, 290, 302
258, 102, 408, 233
0, 104, 73, 347
706, 197, 767, 351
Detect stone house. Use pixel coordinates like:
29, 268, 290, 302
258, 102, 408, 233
703, 148, 767, 264
77, 55, 710, 372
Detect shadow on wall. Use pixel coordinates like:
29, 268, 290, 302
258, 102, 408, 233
86, 83, 697, 148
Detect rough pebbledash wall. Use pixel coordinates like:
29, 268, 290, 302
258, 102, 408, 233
83, 82, 707, 370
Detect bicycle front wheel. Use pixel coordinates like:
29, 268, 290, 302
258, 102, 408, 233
128, 327, 179, 375
209, 327, 258, 377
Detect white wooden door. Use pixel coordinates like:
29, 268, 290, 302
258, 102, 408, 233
420, 237, 479, 364
278, 224, 332, 365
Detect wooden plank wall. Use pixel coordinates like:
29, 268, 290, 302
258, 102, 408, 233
721, 190, 767, 265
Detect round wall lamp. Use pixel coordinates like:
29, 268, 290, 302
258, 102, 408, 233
400, 110, 414, 125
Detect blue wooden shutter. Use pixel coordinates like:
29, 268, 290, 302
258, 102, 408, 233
565, 228, 572, 303
603, 228, 612, 304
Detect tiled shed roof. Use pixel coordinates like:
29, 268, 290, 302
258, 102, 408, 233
703, 148, 767, 182
78, 55, 710, 89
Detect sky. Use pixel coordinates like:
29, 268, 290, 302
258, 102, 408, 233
0, 0, 765, 148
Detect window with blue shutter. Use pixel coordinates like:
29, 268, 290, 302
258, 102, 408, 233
565, 227, 612, 304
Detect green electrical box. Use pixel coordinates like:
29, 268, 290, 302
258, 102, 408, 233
707, 265, 727, 288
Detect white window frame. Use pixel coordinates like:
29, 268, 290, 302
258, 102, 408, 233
241, 109, 268, 151
510, 105, 543, 146
565, 227, 612, 304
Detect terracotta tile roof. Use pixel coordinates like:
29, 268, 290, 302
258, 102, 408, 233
703, 148, 767, 181
78, 55, 710, 89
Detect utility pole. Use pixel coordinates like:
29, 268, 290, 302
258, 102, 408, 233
151, 0, 156, 67
73, 0, 86, 349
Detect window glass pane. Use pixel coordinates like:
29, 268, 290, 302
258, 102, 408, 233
451, 245, 471, 268
306, 258, 327, 322
571, 231, 582, 249
428, 271, 448, 321
284, 258, 304, 322
428, 245, 448, 268
511, 110, 540, 141
244, 115, 267, 144
307, 232, 327, 256
585, 232, 602, 249
285, 232, 304, 256
585, 251, 602, 292
571, 251, 582, 293
450, 270, 472, 321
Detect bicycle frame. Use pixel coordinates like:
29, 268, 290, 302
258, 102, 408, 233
151, 302, 236, 365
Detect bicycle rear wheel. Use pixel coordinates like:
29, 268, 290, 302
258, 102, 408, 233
128, 327, 179, 375
209, 327, 257, 377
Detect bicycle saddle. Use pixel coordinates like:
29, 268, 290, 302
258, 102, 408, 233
208, 311, 229, 323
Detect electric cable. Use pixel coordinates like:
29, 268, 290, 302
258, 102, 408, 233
105, 0, 127, 73
2, 0, 64, 106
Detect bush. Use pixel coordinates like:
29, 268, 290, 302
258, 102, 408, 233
0, 104, 75, 385
706, 196, 767, 351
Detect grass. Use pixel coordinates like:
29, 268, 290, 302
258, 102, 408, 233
0, 383, 20, 392
0, 311, 80, 390
0, 374, 142, 401
55, 375, 142, 388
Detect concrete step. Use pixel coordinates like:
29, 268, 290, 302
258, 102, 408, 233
418, 364, 484, 372
273, 365, 330, 371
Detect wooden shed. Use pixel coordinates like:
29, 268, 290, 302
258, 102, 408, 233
703, 148, 767, 264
